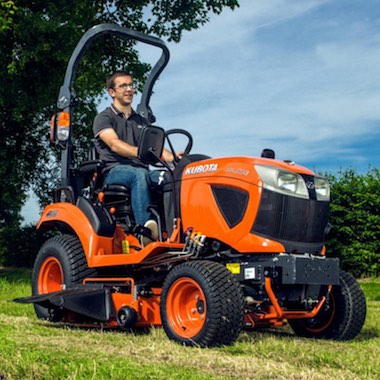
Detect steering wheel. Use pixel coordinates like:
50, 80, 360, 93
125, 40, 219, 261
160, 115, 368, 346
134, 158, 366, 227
165, 129, 193, 165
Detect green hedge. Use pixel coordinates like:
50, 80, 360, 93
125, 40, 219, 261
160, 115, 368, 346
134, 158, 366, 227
325, 168, 380, 278
0, 223, 41, 267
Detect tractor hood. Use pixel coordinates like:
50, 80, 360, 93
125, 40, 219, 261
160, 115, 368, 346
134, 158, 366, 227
180, 156, 330, 202
178, 155, 330, 254
181, 156, 313, 185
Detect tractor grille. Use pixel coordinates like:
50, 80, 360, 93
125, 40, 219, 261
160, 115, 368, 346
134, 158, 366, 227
251, 188, 329, 254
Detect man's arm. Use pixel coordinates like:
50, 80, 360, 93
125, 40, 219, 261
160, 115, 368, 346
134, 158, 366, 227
162, 148, 174, 162
100, 128, 179, 162
99, 129, 138, 158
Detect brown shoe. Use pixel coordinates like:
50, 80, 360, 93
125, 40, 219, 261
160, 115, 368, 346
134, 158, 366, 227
141, 220, 158, 247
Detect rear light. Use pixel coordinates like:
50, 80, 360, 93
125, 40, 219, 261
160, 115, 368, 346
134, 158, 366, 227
56, 112, 70, 141
49, 115, 56, 144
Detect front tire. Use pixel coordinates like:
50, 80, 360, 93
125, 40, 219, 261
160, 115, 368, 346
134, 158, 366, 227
289, 270, 366, 340
160, 260, 244, 347
32, 234, 95, 321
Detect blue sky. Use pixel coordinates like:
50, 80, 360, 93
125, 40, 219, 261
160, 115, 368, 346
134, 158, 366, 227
21, 0, 380, 222
146, 0, 380, 173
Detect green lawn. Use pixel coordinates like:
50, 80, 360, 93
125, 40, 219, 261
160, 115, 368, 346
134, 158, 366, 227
1, 267, 379, 380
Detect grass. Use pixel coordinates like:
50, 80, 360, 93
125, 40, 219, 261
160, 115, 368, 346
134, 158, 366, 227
0, 267, 379, 380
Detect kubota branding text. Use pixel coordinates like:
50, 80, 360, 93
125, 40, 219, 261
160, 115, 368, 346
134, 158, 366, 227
185, 163, 218, 175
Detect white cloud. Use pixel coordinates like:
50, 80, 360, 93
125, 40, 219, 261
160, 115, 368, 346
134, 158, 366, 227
145, 0, 380, 171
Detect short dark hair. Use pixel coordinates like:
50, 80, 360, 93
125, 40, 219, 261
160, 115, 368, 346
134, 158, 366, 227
106, 71, 133, 90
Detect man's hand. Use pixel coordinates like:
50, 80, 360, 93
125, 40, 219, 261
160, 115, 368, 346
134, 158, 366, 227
162, 149, 184, 162
162, 149, 174, 162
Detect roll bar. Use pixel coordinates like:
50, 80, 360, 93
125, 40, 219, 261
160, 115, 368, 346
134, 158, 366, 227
57, 23, 170, 122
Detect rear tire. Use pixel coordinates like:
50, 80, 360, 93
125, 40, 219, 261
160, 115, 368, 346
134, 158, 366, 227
289, 270, 366, 340
160, 260, 244, 347
32, 234, 95, 321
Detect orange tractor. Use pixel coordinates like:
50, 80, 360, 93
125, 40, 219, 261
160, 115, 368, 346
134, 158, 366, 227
17, 24, 366, 347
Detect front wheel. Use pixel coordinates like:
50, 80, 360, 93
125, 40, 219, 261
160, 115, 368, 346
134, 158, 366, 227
289, 270, 366, 340
32, 234, 95, 321
160, 260, 244, 347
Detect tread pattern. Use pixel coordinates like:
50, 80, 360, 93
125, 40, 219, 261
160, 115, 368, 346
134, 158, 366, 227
160, 260, 244, 347
289, 269, 366, 340
32, 234, 96, 320
336, 270, 367, 340
55, 234, 96, 284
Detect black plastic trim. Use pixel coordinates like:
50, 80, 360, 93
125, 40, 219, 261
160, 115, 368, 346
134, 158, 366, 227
212, 185, 249, 228
225, 254, 340, 285
15, 285, 115, 322
251, 188, 329, 254
77, 196, 115, 237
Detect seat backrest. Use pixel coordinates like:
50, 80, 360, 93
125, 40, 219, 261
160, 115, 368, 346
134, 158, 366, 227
88, 146, 99, 161
75, 146, 104, 201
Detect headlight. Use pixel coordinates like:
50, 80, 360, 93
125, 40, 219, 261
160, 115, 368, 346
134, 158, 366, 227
278, 172, 298, 193
314, 176, 330, 201
255, 165, 309, 199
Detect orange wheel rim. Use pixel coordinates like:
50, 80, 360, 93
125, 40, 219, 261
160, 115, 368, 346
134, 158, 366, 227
38, 257, 63, 294
166, 277, 207, 338
306, 292, 336, 333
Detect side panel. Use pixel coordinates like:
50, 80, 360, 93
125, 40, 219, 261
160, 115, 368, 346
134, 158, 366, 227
37, 203, 185, 267
37, 203, 114, 266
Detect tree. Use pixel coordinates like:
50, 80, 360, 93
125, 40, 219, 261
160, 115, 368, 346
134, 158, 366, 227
326, 168, 380, 277
0, 0, 239, 264
0, 1, 16, 31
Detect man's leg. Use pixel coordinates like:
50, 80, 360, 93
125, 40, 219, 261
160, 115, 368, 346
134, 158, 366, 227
104, 165, 153, 226
147, 170, 162, 189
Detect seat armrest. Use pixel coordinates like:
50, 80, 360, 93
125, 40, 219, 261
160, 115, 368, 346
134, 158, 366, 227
79, 159, 104, 174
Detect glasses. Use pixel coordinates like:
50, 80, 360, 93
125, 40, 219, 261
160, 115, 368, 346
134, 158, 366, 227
113, 82, 136, 91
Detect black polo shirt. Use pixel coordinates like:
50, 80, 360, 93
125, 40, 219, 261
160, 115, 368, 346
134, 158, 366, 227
93, 105, 149, 171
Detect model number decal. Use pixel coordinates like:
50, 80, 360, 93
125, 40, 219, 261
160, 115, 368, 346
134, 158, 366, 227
227, 167, 250, 176
185, 163, 218, 175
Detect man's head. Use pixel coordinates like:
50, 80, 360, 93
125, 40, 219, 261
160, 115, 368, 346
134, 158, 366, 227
107, 71, 136, 108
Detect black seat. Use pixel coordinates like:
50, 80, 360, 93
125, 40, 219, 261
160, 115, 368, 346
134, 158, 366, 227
77, 148, 134, 230
103, 184, 129, 192
101, 184, 133, 230
101, 185, 131, 213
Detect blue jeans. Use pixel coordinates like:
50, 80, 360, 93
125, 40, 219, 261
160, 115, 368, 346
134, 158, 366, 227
104, 165, 161, 226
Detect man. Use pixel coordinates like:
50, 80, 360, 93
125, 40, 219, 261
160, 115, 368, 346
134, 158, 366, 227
93, 71, 174, 245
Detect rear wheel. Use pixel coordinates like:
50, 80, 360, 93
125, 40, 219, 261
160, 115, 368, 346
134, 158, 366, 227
289, 270, 366, 340
32, 234, 95, 321
160, 260, 244, 347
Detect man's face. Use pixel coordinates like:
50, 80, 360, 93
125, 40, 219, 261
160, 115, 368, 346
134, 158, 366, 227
109, 75, 135, 107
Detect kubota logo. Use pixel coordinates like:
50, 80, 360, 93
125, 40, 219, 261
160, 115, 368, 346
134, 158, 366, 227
185, 163, 218, 175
